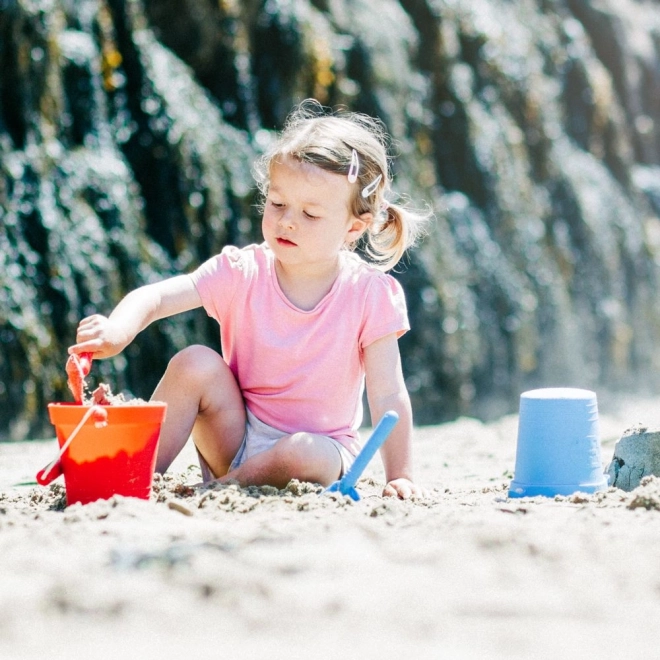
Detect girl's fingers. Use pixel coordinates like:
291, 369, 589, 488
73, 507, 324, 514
68, 337, 106, 356
383, 479, 426, 500
76, 315, 106, 335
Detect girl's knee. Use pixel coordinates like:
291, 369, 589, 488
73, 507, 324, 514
167, 345, 227, 382
270, 433, 307, 470
270, 433, 340, 484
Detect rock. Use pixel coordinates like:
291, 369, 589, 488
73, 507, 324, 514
606, 426, 660, 491
4, 0, 660, 436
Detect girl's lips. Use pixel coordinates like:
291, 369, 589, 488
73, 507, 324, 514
276, 237, 297, 247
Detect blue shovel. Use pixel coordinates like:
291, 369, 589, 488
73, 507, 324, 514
325, 410, 399, 501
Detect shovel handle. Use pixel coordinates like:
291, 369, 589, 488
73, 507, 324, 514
337, 410, 399, 491
79, 352, 93, 376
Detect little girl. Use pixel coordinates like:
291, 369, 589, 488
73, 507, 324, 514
69, 100, 428, 499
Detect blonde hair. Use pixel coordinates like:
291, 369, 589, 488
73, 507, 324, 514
253, 99, 429, 271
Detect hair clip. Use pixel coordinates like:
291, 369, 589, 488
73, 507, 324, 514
348, 149, 359, 183
361, 174, 382, 198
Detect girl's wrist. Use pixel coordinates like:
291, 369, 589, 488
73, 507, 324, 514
385, 472, 414, 484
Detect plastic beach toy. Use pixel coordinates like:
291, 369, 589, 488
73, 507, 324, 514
509, 387, 608, 498
36, 402, 167, 505
65, 352, 93, 403
325, 410, 399, 501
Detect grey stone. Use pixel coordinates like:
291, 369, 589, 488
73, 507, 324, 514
606, 426, 660, 491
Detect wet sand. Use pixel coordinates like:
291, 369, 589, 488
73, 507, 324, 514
2, 393, 660, 659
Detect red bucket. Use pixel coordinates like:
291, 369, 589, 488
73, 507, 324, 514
46, 402, 167, 505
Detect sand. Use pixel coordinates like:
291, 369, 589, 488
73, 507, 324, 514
2, 394, 660, 659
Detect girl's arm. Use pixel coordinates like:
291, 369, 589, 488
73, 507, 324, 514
68, 274, 203, 359
364, 333, 422, 499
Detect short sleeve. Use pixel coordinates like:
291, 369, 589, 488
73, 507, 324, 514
359, 273, 410, 349
189, 245, 248, 322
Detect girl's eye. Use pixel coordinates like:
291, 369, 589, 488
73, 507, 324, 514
304, 211, 320, 220
269, 201, 284, 209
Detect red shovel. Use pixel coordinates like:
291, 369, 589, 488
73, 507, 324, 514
66, 351, 93, 403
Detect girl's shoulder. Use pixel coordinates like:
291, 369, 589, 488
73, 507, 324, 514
339, 253, 409, 335
340, 251, 401, 288
216, 242, 272, 272
193, 243, 271, 288
339, 252, 406, 313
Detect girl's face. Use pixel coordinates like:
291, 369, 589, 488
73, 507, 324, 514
262, 157, 369, 270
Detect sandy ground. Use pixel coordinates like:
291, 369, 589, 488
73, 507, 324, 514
2, 393, 660, 659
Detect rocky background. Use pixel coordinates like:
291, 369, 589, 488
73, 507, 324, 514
1, 0, 660, 439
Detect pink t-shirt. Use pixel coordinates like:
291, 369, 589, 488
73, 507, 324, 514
190, 243, 409, 455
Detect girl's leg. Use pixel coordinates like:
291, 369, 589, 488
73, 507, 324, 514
215, 432, 343, 489
151, 345, 246, 476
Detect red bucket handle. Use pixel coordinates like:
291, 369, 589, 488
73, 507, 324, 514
36, 405, 108, 486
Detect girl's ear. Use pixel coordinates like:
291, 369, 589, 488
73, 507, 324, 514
346, 212, 372, 244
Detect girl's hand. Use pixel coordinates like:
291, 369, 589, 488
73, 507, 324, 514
68, 314, 133, 359
383, 477, 425, 500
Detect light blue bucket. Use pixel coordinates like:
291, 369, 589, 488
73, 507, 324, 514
509, 387, 609, 498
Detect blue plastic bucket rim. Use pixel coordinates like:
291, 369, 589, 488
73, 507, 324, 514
508, 475, 609, 498
520, 387, 597, 400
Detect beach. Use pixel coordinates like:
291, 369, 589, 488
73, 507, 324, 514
2, 393, 660, 659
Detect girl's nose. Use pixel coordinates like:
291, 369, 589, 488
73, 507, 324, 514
278, 212, 295, 230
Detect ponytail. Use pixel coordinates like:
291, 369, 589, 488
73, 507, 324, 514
360, 200, 430, 272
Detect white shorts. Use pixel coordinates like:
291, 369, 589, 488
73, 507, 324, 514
197, 408, 355, 483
